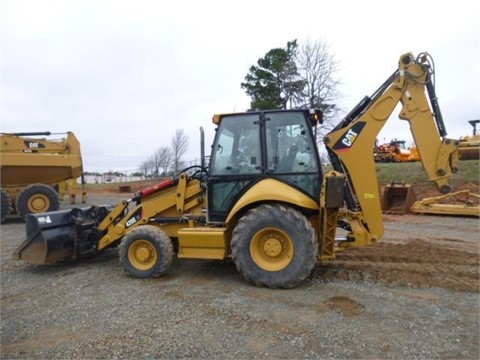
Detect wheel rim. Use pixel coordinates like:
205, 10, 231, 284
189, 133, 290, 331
128, 239, 158, 270
27, 194, 50, 213
250, 228, 294, 271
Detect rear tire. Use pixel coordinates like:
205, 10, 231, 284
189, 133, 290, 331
119, 225, 174, 278
1, 189, 10, 223
15, 183, 60, 219
231, 204, 318, 289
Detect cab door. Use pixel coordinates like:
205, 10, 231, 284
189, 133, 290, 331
207, 113, 262, 222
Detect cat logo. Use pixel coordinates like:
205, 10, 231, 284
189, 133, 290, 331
332, 122, 366, 152
342, 129, 358, 147
23, 140, 45, 150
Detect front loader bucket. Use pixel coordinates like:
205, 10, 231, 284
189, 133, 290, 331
381, 183, 417, 214
12, 206, 111, 264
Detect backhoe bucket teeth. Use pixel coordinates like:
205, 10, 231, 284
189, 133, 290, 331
12, 206, 109, 264
381, 183, 417, 214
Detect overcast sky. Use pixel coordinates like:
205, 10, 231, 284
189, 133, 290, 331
1, 0, 479, 172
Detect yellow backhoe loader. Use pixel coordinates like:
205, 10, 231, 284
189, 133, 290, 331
13, 52, 459, 288
0, 131, 86, 223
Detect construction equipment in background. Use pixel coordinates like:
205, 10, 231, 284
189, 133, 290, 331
410, 190, 479, 217
381, 181, 479, 216
0, 131, 86, 223
13, 52, 460, 289
458, 120, 479, 160
380, 120, 479, 216
374, 139, 420, 162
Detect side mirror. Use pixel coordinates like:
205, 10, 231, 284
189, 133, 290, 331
309, 109, 324, 125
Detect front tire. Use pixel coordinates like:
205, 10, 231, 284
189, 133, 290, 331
15, 183, 60, 219
119, 225, 174, 278
231, 204, 318, 289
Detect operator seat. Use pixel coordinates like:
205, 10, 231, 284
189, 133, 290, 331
280, 145, 298, 172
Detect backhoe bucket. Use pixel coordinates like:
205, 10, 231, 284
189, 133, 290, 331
381, 183, 417, 214
12, 206, 110, 264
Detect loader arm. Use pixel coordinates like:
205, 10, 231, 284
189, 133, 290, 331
96, 173, 206, 251
324, 52, 459, 245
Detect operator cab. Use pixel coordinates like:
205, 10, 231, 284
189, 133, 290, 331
207, 109, 323, 222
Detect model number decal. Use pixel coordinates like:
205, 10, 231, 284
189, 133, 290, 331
125, 208, 143, 228
126, 217, 139, 227
38, 216, 52, 224
364, 193, 376, 199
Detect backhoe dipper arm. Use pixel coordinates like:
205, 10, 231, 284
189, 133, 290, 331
323, 52, 459, 243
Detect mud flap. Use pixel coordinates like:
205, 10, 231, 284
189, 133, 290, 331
381, 183, 417, 214
12, 206, 112, 264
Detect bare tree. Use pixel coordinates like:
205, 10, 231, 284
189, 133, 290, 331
157, 146, 172, 176
296, 39, 340, 139
148, 151, 162, 178
171, 129, 189, 173
138, 160, 150, 178
148, 146, 172, 178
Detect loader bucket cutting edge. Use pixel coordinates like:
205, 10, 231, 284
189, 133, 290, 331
381, 184, 417, 214
12, 207, 99, 265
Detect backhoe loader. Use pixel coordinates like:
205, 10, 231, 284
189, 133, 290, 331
13, 52, 459, 288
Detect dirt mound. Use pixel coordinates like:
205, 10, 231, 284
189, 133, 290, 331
314, 240, 479, 292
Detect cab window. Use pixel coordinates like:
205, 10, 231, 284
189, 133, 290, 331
210, 115, 261, 175
265, 112, 320, 198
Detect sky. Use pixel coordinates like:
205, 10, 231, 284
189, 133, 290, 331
1, 0, 479, 173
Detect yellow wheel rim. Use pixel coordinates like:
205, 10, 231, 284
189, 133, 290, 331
27, 194, 50, 213
250, 228, 294, 271
128, 239, 158, 271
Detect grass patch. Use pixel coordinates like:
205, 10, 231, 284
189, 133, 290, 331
325, 160, 478, 187
376, 160, 479, 186
376, 162, 429, 185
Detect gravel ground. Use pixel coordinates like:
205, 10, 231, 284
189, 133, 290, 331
1, 193, 479, 359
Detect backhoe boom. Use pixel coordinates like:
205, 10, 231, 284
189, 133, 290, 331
324, 52, 459, 243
